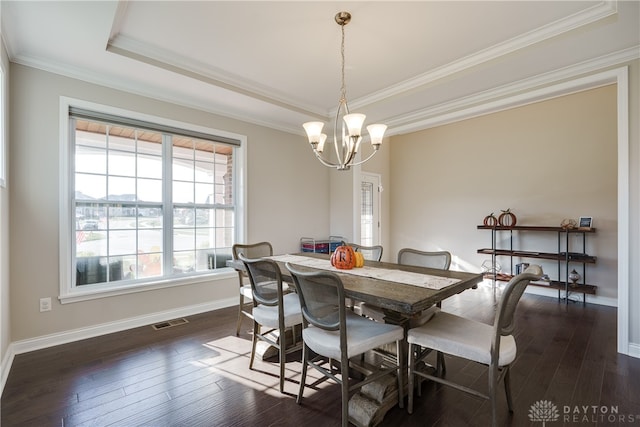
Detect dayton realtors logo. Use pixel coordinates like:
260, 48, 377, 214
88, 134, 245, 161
529, 400, 560, 426
529, 400, 639, 425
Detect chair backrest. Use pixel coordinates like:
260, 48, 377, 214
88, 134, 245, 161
494, 265, 543, 337
239, 255, 284, 307
285, 263, 346, 332
397, 248, 452, 270
232, 241, 273, 260
348, 243, 383, 262
232, 242, 273, 283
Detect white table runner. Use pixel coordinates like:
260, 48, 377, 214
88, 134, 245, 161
270, 254, 460, 290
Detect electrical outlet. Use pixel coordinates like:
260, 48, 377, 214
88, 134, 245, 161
39, 297, 52, 312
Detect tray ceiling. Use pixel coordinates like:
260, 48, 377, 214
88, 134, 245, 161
2, 1, 638, 136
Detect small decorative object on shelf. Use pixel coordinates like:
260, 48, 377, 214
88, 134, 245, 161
578, 216, 593, 230
498, 208, 517, 227
515, 262, 530, 275
561, 218, 577, 229
483, 213, 498, 226
481, 259, 501, 275
568, 269, 581, 287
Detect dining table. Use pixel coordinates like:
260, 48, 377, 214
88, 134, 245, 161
226, 251, 484, 426
228, 252, 482, 327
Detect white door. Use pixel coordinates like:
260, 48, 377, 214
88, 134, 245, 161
360, 173, 381, 246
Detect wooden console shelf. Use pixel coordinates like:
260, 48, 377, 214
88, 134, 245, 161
482, 273, 597, 295
477, 248, 596, 263
477, 225, 597, 305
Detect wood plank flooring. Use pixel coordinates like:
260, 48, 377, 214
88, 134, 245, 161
2, 283, 639, 426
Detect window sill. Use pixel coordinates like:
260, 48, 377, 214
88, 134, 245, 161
59, 269, 236, 304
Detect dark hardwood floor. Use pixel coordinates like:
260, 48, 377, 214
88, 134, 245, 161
2, 284, 639, 427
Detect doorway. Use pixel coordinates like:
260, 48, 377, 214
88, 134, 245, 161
360, 173, 381, 247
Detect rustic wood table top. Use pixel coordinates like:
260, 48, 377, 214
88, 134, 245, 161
227, 252, 483, 318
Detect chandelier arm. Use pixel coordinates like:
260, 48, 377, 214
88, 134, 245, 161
334, 98, 350, 170
342, 137, 359, 166
347, 148, 380, 168
313, 150, 341, 169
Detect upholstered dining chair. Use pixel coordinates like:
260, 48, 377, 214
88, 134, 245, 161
395, 247, 454, 377
239, 255, 303, 393
232, 242, 273, 336
397, 247, 452, 270
285, 263, 404, 427
406, 265, 543, 427
348, 243, 384, 262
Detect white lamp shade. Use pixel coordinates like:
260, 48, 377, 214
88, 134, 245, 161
343, 113, 366, 136
317, 134, 327, 153
367, 124, 387, 146
303, 121, 325, 143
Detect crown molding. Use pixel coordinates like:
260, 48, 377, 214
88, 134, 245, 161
387, 46, 639, 136
106, 34, 325, 120
10, 53, 304, 136
344, 1, 618, 112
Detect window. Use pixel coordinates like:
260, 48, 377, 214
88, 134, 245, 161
61, 100, 245, 302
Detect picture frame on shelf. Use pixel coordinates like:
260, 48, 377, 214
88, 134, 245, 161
578, 216, 593, 229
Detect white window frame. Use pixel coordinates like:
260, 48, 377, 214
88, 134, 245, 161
59, 97, 246, 304
0, 61, 6, 188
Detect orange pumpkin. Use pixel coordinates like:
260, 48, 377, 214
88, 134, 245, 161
354, 251, 365, 268
331, 245, 356, 270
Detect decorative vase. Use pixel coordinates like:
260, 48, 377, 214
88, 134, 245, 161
568, 269, 581, 287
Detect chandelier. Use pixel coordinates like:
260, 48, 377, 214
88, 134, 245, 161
303, 12, 386, 171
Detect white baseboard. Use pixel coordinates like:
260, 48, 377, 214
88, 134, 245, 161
628, 343, 640, 359
1, 297, 237, 397
0, 344, 16, 398
523, 285, 618, 307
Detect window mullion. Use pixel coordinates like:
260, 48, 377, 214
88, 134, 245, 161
163, 134, 173, 275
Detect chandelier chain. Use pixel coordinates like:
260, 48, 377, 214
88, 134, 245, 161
340, 23, 346, 103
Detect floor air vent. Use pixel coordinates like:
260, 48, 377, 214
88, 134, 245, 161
152, 318, 189, 330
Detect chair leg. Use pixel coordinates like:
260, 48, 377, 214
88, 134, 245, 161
407, 342, 415, 414
416, 346, 422, 398
341, 353, 350, 427
489, 365, 498, 427
297, 344, 308, 404
279, 327, 286, 393
291, 324, 297, 346
236, 294, 245, 336
437, 351, 447, 375
249, 321, 258, 370
396, 340, 404, 409
504, 366, 514, 412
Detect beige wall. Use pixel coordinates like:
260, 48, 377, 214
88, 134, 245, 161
8, 64, 329, 341
389, 85, 618, 301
